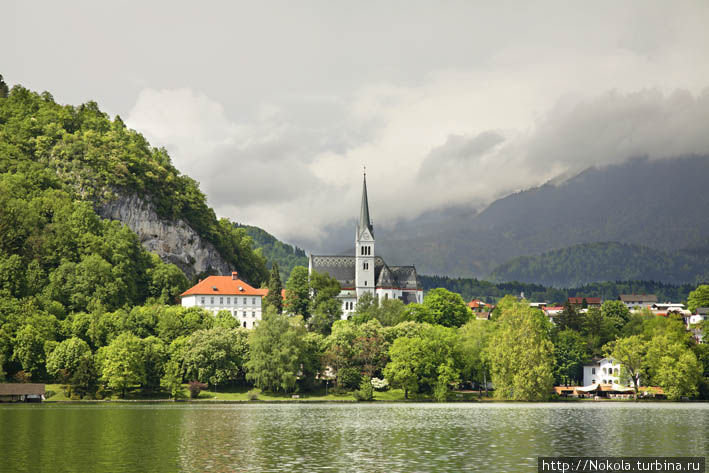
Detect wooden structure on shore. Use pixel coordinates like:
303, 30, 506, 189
0, 383, 45, 402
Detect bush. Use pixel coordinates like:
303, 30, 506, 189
337, 367, 362, 390
44, 390, 56, 399
188, 380, 208, 399
247, 388, 260, 401
353, 378, 374, 401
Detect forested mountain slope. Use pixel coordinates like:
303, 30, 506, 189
0, 82, 267, 285
234, 224, 308, 280
489, 242, 709, 287
378, 156, 709, 281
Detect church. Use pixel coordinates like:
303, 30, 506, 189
308, 174, 423, 319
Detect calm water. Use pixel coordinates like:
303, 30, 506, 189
0, 402, 706, 472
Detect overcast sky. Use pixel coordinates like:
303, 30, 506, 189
4, 1, 709, 245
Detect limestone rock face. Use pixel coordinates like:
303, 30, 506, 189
98, 193, 231, 279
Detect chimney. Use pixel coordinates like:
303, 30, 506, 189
232, 271, 238, 280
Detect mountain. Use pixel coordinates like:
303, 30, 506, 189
234, 224, 308, 280
0, 82, 268, 293
373, 156, 709, 281
488, 241, 709, 287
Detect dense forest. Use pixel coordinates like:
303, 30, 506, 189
420, 275, 697, 305
489, 242, 709, 287
234, 224, 308, 281
0, 80, 268, 287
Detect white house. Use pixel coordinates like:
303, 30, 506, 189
582, 358, 635, 387
180, 271, 267, 328
309, 174, 423, 319
619, 294, 658, 310
687, 308, 708, 343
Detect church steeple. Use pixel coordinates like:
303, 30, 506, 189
359, 172, 373, 236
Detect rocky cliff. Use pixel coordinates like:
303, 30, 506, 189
98, 193, 232, 279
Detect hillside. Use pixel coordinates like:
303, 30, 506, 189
234, 224, 309, 280
375, 156, 709, 282
489, 242, 709, 287
0, 81, 268, 287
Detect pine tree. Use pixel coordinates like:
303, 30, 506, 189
264, 262, 283, 314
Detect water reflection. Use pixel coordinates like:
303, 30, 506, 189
0, 403, 706, 473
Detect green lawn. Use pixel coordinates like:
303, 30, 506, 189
43, 384, 495, 402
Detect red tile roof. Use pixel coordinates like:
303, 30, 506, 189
181, 273, 268, 297
468, 299, 490, 309
568, 297, 601, 305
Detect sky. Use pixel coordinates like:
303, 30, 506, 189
4, 1, 709, 247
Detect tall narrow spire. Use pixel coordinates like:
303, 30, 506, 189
359, 172, 373, 236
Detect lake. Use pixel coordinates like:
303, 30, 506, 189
0, 402, 706, 472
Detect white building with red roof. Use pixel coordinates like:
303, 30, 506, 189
180, 271, 268, 328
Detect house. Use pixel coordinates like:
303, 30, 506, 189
619, 294, 658, 310
0, 384, 45, 402
468, 299, 492, 312
687, 307, 708, 343
309, 174, 423, 319
543, 306, 564, 324
582, 357, 635, 387
568, 297, 601, 308
180, 272, 268, 328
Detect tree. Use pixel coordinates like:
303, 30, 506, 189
603, 336, 646, 400
308, 270, 342, 333
46, 337, 91, 382
600, 300, 631, 329
645, 335, 702, 400
141, 336, 168, 392
581, 307, 619, 357
556, 300, 583, 332
455, 319, 493, 394
12, 324, 48, 379
687, 285, 709, 313
70, 355, 98, 398
422, 288, 470, 327
161, 359, 185, 399
182, 328, 249, 387
284, 266, 310, 318
246, 307, 307, 393
97, 333, 145, 398
0, 74, 8, 98
552, 330, 587, 386
264, 262, 284, 314
487, 300, 555, 400
383, 325, 459, 399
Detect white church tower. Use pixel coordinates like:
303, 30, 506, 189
355, 173, 375, 298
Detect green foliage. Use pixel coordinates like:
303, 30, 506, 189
284, 266, 310, 318
490, 242, 709, 287
264, 262, 283, 314
324, 319, 387, 389
141, 336, 167, 392
422, 288, 470, 327
235, 224, 308, 283
96, 332, 145, 398
603, 336, 646, 399
160, 359, 184, 399
245, 308, 310, 393
421, 275, 695, 306
353, 378, 374, 401
687, 285, 709, 313
182, 328, 249, 387
455, 319, 493, 390
45, 337, 91, 381
308, 270, 342, 333
383, 324, 459, 399
552, 330, 587, 385
487, 299, 555, 400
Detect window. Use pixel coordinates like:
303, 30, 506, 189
243, 321, 247, 328
210, 297, 214, 304
220, 297, 223, 305
243, 311, 247, 317
364, 281, 367, 286
252, 298, 256, 304
363, 262, 368, 270
592, 379, 596, 384
227, 297, 230, 305
243, 297, 247, 304
592, 368, 596, 374
252, 311, 256, 318
201, 297, 205, 305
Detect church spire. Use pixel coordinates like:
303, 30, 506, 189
359, 171, 373, 236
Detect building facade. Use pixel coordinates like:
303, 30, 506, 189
309, 174, 423, 319
582, 357, 634, 387
180, 272, 267, 328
